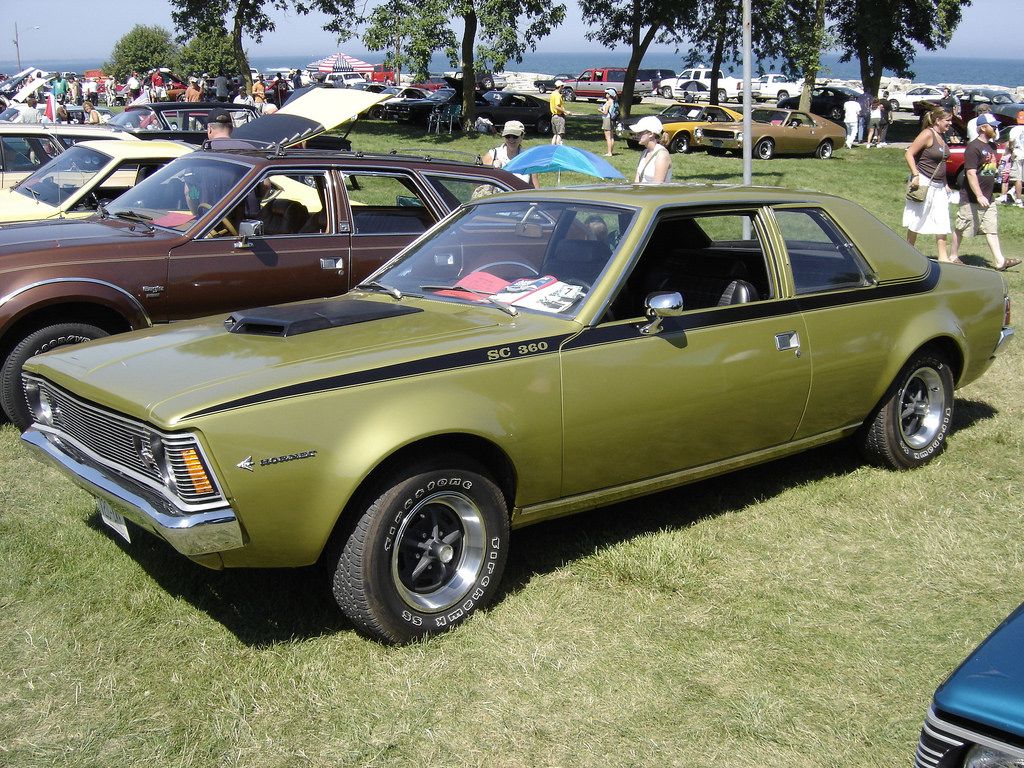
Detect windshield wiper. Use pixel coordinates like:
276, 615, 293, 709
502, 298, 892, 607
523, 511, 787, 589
355, 281, 403, 300
112, 210, 154, 231
419, 284, 518, 316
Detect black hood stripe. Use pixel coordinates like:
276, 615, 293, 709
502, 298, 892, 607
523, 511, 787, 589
183, 263, 939, 419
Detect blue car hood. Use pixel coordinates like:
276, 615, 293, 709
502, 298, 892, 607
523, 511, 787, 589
934, 602, 1024, 739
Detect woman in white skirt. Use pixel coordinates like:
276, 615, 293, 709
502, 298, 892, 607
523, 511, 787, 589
903, 108, 955, 262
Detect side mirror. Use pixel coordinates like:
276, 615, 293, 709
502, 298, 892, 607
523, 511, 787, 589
234, 219, 264, 249
640, 291, 683, 335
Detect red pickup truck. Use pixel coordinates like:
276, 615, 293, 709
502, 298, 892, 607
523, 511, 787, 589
563, 68, 654, 103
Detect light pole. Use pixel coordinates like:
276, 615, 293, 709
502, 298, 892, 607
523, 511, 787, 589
13, 23, 41, 71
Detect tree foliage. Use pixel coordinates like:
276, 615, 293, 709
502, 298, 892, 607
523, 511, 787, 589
172, 0, 293, 87
107, 25, 179, 81
830, 0, 971, 97
580, 0, 693, 115
312, 0, 565, 127
177, 27, 239, 77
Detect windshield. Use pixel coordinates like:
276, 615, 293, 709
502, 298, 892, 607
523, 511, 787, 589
13, 145, 110, 207
752, 109, 788, 124
428, 89, 455, 102
109, 108, 161, 131
106, 154, 250, 232
372, 199, 636, 318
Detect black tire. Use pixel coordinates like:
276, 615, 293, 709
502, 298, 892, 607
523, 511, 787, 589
858, 352, 955, 469
776, 90, 789, 102
1, 323, 108, 429
537, 85, 547, 94
331, 461, 510, 643
717, 88, 728, 103
669, 131, 691, 154
889, 99, 899, 112
660, 86, 672, 99
536, 115, 552, 134
754, 138, 775, 160
829, 106, 843, 122
563, 87, 576, 102
815, 140, 833, 159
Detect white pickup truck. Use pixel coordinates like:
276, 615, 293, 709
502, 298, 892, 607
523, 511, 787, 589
750, 74, 802, 103
657, 67, 743, 102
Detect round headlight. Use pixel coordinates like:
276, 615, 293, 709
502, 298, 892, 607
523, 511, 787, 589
963, 744, 1024, 767
695, 128, 703, 138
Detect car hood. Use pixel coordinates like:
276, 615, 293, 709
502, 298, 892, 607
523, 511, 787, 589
25, 293, 580, 427
233, 86, 389, 146
0, 217, 171, 260
0, 188, 61, 222
934, 602, 1024, 739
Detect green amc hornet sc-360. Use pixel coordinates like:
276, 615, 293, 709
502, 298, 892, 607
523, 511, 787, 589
21, 185, 1014, 643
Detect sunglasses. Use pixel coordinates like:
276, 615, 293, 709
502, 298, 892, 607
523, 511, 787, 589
504, 134, 521, 140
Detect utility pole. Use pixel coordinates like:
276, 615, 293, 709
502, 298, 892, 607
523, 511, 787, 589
14, 22, 21, 70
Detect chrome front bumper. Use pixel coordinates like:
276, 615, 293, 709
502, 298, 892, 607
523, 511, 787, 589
22, 426, 244, 557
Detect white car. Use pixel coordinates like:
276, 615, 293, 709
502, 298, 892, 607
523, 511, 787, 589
658, 67, 744, 103
324, 72, 367, 88
0, 123, 130, 189
751, 74, 802, 103
887, 85, 945, 112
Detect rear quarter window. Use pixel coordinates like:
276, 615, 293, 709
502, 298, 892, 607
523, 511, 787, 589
775, 208, 872, 294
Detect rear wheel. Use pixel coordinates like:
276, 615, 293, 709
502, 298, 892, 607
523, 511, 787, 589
563, 87, 576, 102
858, 352, 954, 469
537, 84, 547, 94
536, 115, 552, 134
331, 460, 510, 643
829, 106, 843, 122
669, 132, 691, 154
717, 88, 728, 103
660, 86, 672, 99
776, 90, 789, 102
754, 138, 775, 160
815, 140, 833, 159
889, 99, 899, 112
1, 323, 109, 429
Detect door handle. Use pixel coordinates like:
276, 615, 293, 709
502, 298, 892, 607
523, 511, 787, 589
320, 257, 345, 274
775, 331, 801, 356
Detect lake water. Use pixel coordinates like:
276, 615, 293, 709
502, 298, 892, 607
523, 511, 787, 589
3, 51, 1021, 89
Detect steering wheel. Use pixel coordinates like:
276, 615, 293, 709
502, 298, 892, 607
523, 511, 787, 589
198, 203, 239, 237
474, 260, 540, 280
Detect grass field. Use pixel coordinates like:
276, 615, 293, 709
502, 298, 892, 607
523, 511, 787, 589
1, 113, 1022, 767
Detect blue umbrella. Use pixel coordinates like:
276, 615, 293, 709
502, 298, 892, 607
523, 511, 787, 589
502, 144, 625, 179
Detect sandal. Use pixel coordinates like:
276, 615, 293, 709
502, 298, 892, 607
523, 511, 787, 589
947, 257, 964, 265
997, 258, 1022, 272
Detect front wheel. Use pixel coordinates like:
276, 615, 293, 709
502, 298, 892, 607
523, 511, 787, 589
815, 140, 833, 159
660, 86, 672, 99
669, 132, 691, 154
331, 462, 510, 643
754, 137, 775, 160
776, 90, 789, 102
858, 352, 954, 469
1, 322, 109, 429
562, 87, 575, 102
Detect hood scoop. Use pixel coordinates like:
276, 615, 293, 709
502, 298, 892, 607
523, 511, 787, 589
224, 299, 422, 337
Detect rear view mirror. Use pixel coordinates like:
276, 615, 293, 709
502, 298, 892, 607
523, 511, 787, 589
234, 219, 264, 250
640, 291, 683, 335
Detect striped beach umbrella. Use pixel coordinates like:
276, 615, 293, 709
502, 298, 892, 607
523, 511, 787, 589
308, 53, 374, 74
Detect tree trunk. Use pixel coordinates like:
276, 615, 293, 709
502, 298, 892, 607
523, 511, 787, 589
232, 2, 252, 91
460, 8, 477, 130
798, 0, 826, 112
709, 10, 727, 105
620, 23, 659, 119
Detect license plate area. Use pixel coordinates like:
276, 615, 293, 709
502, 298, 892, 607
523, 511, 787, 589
97, 498, 131, 543
711, 139, 723, 147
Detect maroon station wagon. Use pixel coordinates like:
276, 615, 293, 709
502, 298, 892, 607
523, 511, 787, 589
0, 147, 530, 427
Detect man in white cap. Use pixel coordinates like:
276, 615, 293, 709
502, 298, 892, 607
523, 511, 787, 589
950, 111, 1020, 271
630, 116, 671, 184
482, 120, 540, 188
549, 79, 567, 145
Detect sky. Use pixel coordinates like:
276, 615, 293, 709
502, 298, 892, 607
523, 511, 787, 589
5, 0, 1023, 65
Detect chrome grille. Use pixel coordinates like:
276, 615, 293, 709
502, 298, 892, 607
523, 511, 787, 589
25, 376, 224, 507
915, 711, 966, 768
701, 129, 737, 140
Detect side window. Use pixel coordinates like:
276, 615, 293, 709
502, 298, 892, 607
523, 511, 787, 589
0, 137, 58, 172
424, 174, 516, 207
345, 172, 434, 235
609, 212, 772, 320
209, 171, 329, 239
775, 208, 871, 294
